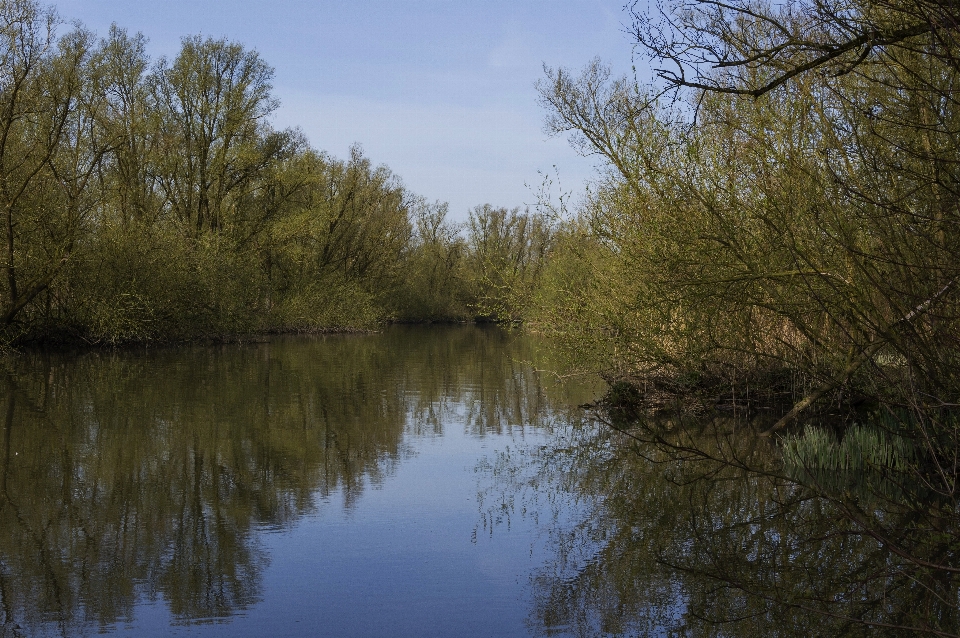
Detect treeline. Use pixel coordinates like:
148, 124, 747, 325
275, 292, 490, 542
0, 0, 554, 346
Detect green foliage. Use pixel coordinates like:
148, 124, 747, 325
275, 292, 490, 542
530, 3, 960, 632
150, 35, 281, 235
0, 0, 104, 328
781, 421, 920, 506
783, 422, 917, 475
390, 199, 471, 321
536, 51, 960, 418
61, 222, 264, 343
465, 204, 554, 321
0, 0, 556, 343
260, 145, 412, 331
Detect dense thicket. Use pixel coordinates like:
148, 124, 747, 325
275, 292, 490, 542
0, 0, 555, 346
535, 5, 960, 427
531, 1, 960, 632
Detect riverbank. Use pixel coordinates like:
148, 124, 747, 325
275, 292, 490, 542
0, 318, 512, 356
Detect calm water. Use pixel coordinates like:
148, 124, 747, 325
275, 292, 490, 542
0, 326, 602, 637
2, 326, 956, 637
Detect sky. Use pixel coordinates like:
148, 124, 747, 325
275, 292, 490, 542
55, 1, 644, 220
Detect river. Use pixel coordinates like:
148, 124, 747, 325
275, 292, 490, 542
1, 326, 956, 637
0, 326, 604, 637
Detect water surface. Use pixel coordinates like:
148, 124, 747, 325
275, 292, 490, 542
5, 326, 952, 637
0, 326, 600, 637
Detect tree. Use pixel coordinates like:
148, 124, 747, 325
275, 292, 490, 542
393, 198, 469, 321
97, 25, 158, 226
619, 0, 960, 428
466, 205, 554, 321
536, 3, 960, 631
0, 0, 107, 329
265, 146, 414, 329
541, 28, 960, 425
150, 35, 283, 236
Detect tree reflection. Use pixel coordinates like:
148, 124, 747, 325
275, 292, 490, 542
524, 415, 960, 637
0, 326, 575, 635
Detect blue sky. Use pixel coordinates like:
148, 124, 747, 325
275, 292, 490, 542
56, 1, 643, 220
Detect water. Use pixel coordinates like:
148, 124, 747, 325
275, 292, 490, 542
0, 326, 601, 637
2, 326, 957, 637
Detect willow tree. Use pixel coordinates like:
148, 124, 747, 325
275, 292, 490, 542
97, 25, 158, 226
0, 0, 111, 330
465, 205, 554, 321
541, 1, 960, 424
393, 199, 470, 321
636, 0, 960, 431
265, 145, 414, 329
150, 35, 285, 236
